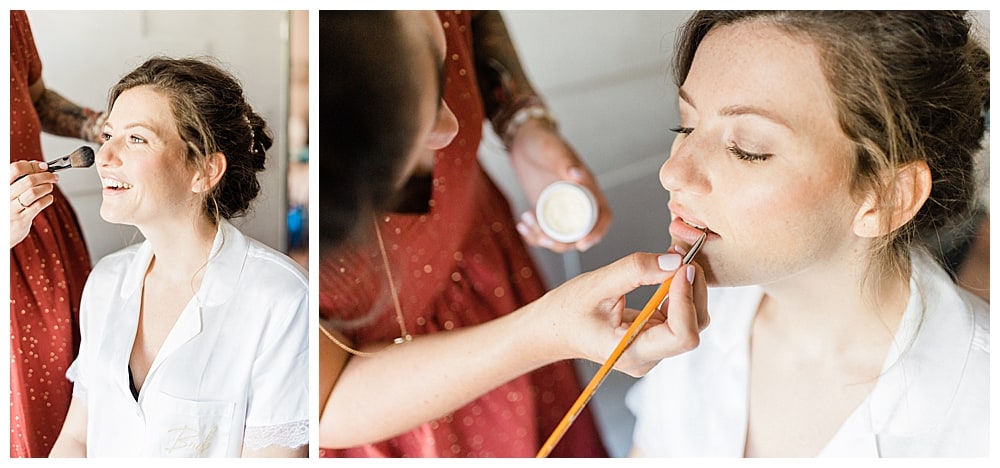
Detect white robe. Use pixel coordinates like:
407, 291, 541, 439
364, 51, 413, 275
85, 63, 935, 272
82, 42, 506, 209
68, 220, 309, 457
627, 250, 989, 457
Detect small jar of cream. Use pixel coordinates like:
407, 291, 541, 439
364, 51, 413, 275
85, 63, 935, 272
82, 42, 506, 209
535, 181, 598, 244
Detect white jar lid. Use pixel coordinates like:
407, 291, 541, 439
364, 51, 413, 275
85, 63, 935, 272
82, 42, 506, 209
535, 181, 598, 244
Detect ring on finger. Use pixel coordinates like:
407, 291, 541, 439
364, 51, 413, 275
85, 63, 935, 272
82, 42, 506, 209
15, 195, 29, 209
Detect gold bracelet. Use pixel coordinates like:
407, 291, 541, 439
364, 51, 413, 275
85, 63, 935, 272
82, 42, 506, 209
502, 105, 559, 149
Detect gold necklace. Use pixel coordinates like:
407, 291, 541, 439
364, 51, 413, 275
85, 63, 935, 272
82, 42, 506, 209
319, 216, 412, 356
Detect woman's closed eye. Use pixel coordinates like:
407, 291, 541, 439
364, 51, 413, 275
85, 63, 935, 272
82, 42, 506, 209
727, 143, 771, 162
670, 125, 773, 162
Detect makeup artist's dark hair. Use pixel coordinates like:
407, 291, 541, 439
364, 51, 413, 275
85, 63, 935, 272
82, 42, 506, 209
674, 10, 989, 284
108, 57, 271, 222
318, 10, 422, 248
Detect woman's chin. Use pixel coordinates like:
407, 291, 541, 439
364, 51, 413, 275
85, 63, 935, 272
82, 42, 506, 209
98, 207, 127, 226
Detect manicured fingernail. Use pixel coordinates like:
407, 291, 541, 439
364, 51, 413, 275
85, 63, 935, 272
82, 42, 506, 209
521, 212, 535, 226
686, 265, 695, 284
657, 253, 682, 271
38, 162, 48, 170
516, 223, 530, 236
674, 244, 687, 256
568, 167, 585, 180
539, 237, 554, 248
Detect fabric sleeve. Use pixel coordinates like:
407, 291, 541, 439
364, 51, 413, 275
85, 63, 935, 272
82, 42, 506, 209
243, 283, 309, 449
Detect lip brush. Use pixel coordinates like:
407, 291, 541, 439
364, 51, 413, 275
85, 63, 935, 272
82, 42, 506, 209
536, 231, 708, 458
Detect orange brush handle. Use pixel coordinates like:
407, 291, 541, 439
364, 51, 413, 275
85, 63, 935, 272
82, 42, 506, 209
535, 277, 673, 458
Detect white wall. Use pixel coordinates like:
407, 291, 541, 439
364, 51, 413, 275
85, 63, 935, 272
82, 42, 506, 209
26, 10, 291, 263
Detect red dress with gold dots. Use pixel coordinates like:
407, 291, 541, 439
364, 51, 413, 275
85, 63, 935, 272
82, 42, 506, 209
9, 10, 92, 458
319, 11, 607, 458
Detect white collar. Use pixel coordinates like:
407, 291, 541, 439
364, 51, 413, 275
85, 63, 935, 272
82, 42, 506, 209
117, 219, 250, 308
699, 249, 984, 456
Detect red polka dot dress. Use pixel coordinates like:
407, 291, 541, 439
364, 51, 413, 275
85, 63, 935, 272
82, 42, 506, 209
319, 10, 607, 458
9, 10, 92, 458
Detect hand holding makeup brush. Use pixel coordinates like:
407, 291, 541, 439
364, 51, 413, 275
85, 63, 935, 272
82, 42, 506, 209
527, 247, 710, 377
9, 160, 58, 248
535, 239, 708, 458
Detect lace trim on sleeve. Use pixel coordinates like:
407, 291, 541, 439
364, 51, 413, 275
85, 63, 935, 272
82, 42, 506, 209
244, 420, 309, 451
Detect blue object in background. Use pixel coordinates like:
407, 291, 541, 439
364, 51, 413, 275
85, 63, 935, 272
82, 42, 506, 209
288, 204, 305, 250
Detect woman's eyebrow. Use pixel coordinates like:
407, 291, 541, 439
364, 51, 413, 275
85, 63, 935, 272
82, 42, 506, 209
679, 87, 792, 129
122, 121, 161, 135
719, 104, 792, 129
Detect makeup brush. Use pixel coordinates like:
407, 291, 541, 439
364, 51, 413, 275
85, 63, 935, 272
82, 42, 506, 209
536, 231, 708, 458
44, 146, 96, 173
13, 146, 95, 182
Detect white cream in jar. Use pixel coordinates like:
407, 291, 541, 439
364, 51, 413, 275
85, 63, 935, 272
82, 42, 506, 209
535, 181, 598, 244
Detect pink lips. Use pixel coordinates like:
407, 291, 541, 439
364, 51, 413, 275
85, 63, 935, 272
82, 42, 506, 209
668, 203, 717, 246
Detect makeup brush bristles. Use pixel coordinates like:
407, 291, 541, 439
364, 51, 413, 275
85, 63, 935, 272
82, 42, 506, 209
46, 146, 95, 172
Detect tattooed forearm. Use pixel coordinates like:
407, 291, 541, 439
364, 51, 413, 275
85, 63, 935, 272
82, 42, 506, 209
472, 11, 541, 127
34, 88, 103, 143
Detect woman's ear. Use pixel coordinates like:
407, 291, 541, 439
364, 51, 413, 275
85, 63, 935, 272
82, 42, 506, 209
192, 152, 228, 194
852, 160, 932, 238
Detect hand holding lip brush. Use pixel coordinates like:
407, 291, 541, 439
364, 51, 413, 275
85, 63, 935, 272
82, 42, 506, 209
13, 146, 95, 182
536, 231, 708, 458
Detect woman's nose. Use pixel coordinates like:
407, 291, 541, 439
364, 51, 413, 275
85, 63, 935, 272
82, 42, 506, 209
96, 138, 118, 167
426, 100, 459, 150
660, 134, 709, 194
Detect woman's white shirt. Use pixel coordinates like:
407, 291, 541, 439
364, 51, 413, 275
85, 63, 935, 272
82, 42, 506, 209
67, 220, 309, 457
627, 249, 989, 457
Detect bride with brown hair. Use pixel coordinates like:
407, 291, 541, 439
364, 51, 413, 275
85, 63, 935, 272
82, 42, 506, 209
628, 10, 989, 457
51, 57, 309, 457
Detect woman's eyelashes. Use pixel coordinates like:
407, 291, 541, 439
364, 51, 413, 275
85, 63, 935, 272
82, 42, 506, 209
98, 132, 147, 145
670, 125, 773, 162
727, 143, 771, 162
